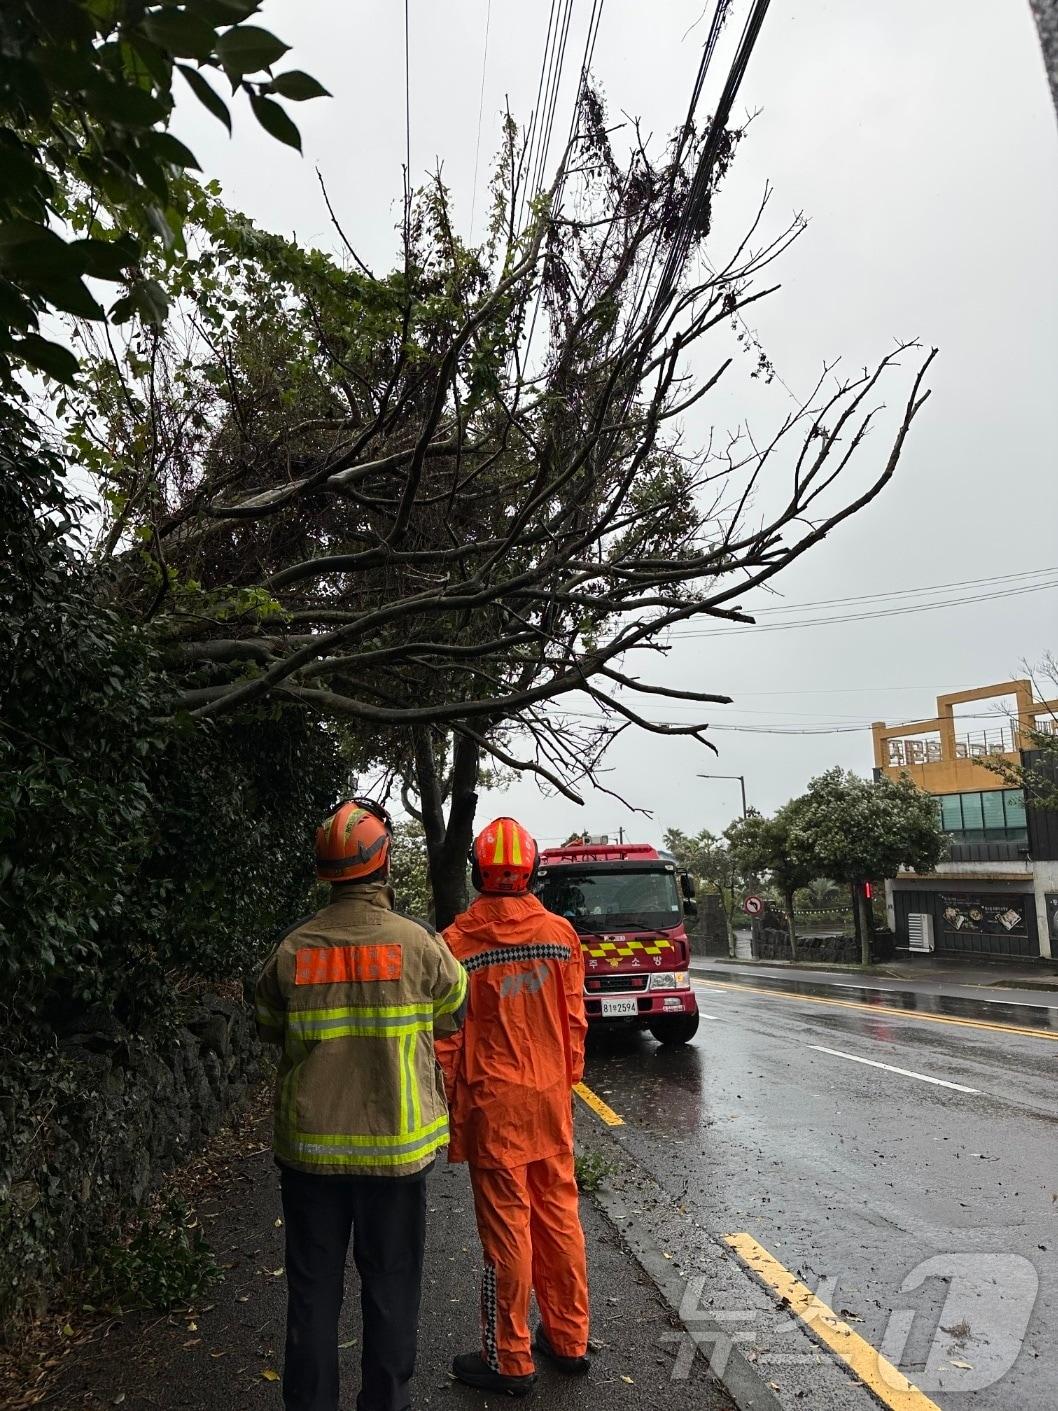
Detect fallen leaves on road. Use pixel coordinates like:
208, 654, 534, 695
262, 1368, 280, 1381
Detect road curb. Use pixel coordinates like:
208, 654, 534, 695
578, 1142, 782, 1411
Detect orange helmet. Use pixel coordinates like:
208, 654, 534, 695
315, 799, 393, 883
471, 817, 539, 894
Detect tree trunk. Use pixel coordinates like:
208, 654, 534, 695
783, 888, 798, 962
854, 883, 871, 966
413, 727, 479, 931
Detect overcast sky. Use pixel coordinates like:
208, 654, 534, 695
174, 1, 1058, 845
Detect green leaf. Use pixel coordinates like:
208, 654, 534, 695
2, 58, 52, 119
85, 0, 123, 27
35, 276, 105, 320
177, 64, 232, 132
142, 10, 218, 60
132, 278, 170, 325
264, 70, 331, 101
248, 94, 302, 151
89, 78, 169, 126
128, 146, 170, 202
0, 218, 61, 253
0, 223, 86, 281
68, 236, 137, 280
207, 0, 264, 16
215, 24, 290, 76
147, 131, 202, 171
125, 35, 175, 89
10, 334, 79, 382
144, 203, 177, 249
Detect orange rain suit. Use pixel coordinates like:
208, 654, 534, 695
436, 892, 589, 1378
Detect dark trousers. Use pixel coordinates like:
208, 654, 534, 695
280, 1166, 427, 1411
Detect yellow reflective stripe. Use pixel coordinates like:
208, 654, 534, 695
510, 825, 522, 865
284, 1114, 449, 1149
434, 967, 468, 1016
288, 1021, 432, 1041
493, 823, 505, 864
409, 1038, 422, 1130
293, 1003, 433, 1021
397, 1032, 411, 1133
278, 1130, 450, 1170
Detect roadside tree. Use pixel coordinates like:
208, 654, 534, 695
663, 825, 743, 952
57, 96, 934, 917
0, 0, 325, 381
986, 655, 1058, 811
786, 768, 944, 964
725, 804, 814, 960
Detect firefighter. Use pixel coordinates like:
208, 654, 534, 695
436, 816, 590, 1396
255, 799, 467, 1411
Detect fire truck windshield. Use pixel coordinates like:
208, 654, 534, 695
536, 867, 682, 933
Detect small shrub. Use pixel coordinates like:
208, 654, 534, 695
574, 1151, 615, 1193
87, 1200, 220, 1313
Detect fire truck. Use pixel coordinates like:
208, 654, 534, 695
535, 837, 700, 1045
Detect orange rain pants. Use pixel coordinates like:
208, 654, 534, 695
437, 892, 590, 1377
470, 1152, 589, 1377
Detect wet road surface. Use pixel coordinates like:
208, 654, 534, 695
580, 975, 1058, 1411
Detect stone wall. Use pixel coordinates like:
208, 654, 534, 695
751, 926, 896, 964
685, 893, 729, 957
0, 993, 264, 1326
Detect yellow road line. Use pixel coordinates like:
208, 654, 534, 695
697, 977, 1058, 1043
724, 1233, 942, 1411
573, 1081, 624, 1127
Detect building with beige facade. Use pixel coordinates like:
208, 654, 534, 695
873, 681, 1058, 960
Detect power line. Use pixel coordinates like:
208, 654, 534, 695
681, 565, 1058, 621
561, 707, 1025, 736
666, 576, 1058, 639
649, 0, 772, 321
469, 0, 493, 241
403, 0, 412, 227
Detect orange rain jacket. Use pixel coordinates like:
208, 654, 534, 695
436, 892, 587, 1169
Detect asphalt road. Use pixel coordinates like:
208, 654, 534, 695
578, 972, 1058, 1411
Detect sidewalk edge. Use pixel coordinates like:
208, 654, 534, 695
580, 1158, 782, 1411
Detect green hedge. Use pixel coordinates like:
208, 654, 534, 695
0, 415, 341, 1323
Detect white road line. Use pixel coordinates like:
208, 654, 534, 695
697, 1013, 721, 1020
808, 1045, 979, 1093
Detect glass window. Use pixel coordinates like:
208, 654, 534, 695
535, 867, 682, 933
981, 792, 1006, 829
960, 792, 984, 830
1003, 789, 1027, 828
940, 795, 963, 831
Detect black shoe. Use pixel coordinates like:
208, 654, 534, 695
452, 1352, 536, 1396
533, 1323, 590, 1375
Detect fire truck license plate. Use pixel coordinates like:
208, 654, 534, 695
600, 996, 638, 1018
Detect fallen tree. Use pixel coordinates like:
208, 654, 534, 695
60, 92, 934, 919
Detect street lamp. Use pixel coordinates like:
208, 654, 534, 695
697, 773, 748, 818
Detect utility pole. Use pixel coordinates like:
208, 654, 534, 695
697, 773, 749, 959
697, 773, 748, 818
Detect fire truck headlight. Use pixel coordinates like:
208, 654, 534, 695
648, 971, 690, 991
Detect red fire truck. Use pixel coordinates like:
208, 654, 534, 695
535, 838, 700, 1045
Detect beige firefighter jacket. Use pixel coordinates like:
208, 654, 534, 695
255, 882, 467, 1177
